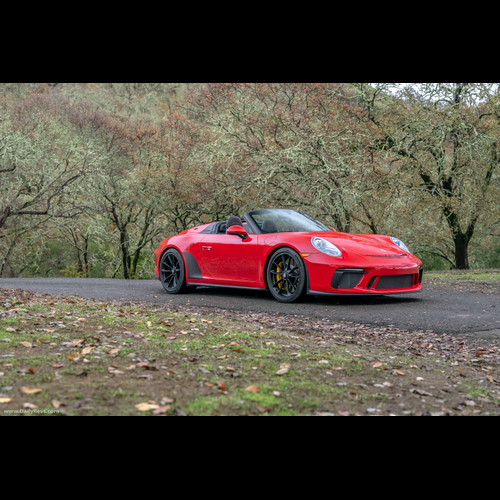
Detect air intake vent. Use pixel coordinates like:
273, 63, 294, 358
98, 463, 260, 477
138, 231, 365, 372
331, 268, 365, 289
375, 275, 413, 290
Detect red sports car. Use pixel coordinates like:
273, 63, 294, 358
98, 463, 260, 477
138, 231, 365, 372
154, 209, 423, 303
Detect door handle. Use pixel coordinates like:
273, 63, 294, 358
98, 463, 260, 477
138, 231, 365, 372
202, 246, 212, 251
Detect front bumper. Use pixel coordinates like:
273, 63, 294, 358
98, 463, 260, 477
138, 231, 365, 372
304, 254, 422, 295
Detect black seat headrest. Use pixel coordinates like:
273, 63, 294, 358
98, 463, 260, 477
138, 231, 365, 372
262, 219, 278, 233
227, 216, 243, 228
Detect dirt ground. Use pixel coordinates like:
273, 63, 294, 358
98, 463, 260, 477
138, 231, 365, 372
425, 271, 500, 296
1, 281, 500, 416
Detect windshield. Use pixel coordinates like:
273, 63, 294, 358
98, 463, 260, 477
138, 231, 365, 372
247, 209, 332, 233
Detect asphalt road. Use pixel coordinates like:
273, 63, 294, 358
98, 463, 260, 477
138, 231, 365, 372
1, 278, 499, 338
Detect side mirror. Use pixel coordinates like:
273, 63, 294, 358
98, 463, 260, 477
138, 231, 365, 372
227, 225, 248, 239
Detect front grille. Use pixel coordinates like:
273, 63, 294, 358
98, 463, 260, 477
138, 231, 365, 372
331, 268, 365, 289
338, 273, 362, 289
375, 274, 414, 290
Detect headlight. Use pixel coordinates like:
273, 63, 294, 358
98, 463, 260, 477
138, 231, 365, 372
311, 237, 342, 257
390, 237, 410, 253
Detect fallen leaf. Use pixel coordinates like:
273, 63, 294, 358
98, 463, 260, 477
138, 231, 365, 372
52, 364, 64, 369
153, 405, 170, 415
135, 402, 159, 412
81, 347, 95, 355
0, 398, 12, 404
72, 339, 84, 345
276, 368, 289, 376
109, 348, 120, 355
21, 387, 42, 394
226, 366, 236, 372
393, 370, 405, 376
146, 321, 152, 328
338, 410, 350, 416
410, 388, 433, 397
51, 400, 61, 409
6, 328, 15, 333
217, 355, 228, 359
28, 368, 35, 375
331, 367, 343, 371
372, 362, 383, 368
256, 406, 269, 413
136, 362, 149, 368
245, 385, 260, 393
217, 382, 226, 390
23, 403, 38, 409
205, 382, 214, 387
126, 365, 136, 370
77, 318, 86, 322
273, 391, 281, 397
0, 372, 3, 377
318, 360, 329, 364
161, 397, 175, 404
20, 342, 32, 348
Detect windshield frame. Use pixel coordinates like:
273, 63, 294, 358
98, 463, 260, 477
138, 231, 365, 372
243, 209, 333, 234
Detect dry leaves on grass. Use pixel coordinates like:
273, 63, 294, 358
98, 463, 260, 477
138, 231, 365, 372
245, 385, 260, 393
0, 398, 12, 404
276, 363, 290, 376
20, 342, 32, 348
21, 387, 42, 394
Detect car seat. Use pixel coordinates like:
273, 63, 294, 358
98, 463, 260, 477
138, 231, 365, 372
262, 219, 278, 233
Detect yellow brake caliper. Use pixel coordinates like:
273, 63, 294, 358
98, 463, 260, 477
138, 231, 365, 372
276, 262, 284, 289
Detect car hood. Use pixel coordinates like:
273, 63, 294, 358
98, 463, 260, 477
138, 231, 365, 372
303, 231, 409, 257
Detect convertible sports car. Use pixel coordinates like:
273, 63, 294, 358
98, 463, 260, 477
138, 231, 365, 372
154, 209, 423, 303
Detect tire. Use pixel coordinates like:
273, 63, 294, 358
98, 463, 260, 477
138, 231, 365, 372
266, 248, 306, 303
159, 249, 188, 294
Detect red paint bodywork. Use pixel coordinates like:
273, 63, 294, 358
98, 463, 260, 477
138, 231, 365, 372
154, 223, 423, 296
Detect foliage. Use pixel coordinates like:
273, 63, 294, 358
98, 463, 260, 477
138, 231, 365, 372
1, 82, 499, 277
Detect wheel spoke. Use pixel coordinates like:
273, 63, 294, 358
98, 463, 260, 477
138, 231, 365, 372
272, 279, 284, 289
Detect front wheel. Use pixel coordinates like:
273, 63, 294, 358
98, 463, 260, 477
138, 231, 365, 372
160, 249, 188, 294
267, 248, 306, 303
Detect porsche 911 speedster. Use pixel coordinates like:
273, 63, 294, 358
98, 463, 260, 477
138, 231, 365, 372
154, 209, 423, 303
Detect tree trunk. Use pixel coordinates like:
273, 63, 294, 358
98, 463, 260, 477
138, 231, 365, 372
76, 249, 84, 275
120, 229, 130, 280
83, 237, 90, 277
454, 233, 470, 270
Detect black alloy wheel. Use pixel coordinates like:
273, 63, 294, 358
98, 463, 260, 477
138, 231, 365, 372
160, 249, 188, 294
267, 248, 306, 303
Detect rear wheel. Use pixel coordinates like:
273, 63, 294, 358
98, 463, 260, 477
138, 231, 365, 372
267, 248, 306, 303
160, 249, 188, 294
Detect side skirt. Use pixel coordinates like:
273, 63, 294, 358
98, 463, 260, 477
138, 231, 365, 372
187, 283, 266, 291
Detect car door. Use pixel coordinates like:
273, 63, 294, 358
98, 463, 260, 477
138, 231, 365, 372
200, 225, 259, 284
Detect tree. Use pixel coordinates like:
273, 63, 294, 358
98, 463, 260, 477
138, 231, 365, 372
352, 83, 500, 269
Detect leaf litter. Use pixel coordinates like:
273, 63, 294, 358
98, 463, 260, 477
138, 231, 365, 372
0, 287, 500, 415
